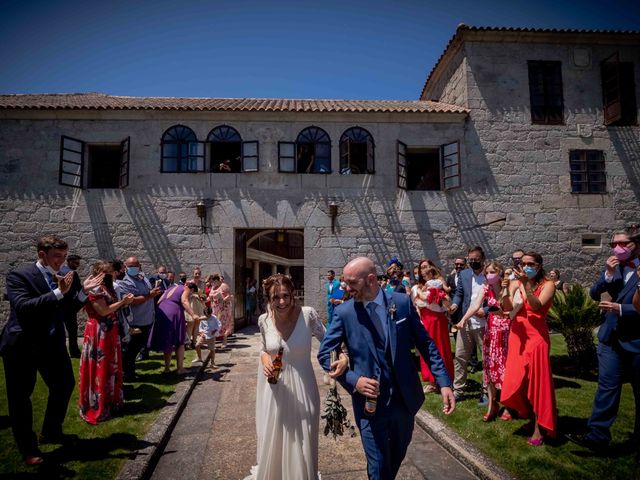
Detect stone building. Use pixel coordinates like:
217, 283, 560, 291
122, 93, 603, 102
0, 25, 638, 326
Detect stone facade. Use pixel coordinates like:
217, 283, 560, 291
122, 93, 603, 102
1, 26, 639, 326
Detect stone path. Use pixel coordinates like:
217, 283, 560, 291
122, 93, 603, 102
150, 325, 477, 479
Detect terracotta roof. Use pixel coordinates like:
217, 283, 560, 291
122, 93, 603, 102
0, 93, 468, 114
421, 24, 640, 99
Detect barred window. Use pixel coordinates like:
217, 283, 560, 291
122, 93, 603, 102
569, 150, 606, 194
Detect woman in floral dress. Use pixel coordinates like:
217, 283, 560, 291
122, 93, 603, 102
209, 274, 233, 347
457, 261, 511, 421
78, 261, 134, 424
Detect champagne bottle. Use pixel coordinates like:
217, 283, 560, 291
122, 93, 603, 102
268, 347, 284, 384
364, 376, 378, 416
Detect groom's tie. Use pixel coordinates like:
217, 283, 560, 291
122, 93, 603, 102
366, 302, 386, 342
45, 271, 57, 291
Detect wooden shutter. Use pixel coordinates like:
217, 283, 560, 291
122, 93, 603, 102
441, 140, 461, 190
59, 135, 85, 188
602, 52, 622, 126
366, 134, 375, 174
119, 136, 130, 188
242, 141, 259, 172
397, 140, 407, 189
278, 142, 296, 172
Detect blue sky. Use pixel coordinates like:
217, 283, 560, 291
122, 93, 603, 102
1, 0, 638, 100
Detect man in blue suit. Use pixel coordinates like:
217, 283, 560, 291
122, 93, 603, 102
567, 227, 640, 453
318, 257, 455, 479
0, 236, 101, 466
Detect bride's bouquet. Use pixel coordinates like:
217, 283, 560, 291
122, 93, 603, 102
322, 351, 356, 439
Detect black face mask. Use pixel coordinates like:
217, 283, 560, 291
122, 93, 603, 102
512, 257, 522, 267
469, 260, 483, 271
103, 274, 114, 289
180, 276, 187, 284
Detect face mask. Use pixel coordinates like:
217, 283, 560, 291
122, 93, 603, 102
158, 273, 167, 279
613, 245, 634, 261
45, 264, 58, 276
127, 267, 140, 276
428, 279, 443, 289
523, 266, 538, 279
486, 273, 501, 285
340, 282, 347, 289
469, 260, 483, 271
180, 276, 187, 284
512, 257, 522, 267
103, 274, 113, 289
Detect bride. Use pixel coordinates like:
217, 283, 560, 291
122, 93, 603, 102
246, 274, 348, 480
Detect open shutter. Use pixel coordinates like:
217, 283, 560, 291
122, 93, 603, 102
59, 135, 85, 188
441, 140, 461, 190
242, 141, 259, 172
119, 136, 130, 188
188, 141, 206, 172
367, 135, 375, 174
339, 138, 350, 173
278, 142, 296, 172
602, 52, 622, 126
397, 140, 407, 189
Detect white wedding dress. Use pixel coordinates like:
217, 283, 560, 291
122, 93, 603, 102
246, 306, 325, 480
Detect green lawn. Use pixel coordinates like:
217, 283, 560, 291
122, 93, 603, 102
422, 335, 637, 480
0, 346, 197, 478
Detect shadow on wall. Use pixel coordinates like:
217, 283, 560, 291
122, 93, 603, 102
610, 126, 640, 209
84, 190, 116, 260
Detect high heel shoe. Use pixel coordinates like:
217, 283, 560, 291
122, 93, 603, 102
500, 409, 512, 421
527, 437, 544, 446
482, 409, 499, 422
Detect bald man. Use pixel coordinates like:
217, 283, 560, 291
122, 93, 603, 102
318, 257, 455, 480
118, 256, 161, 381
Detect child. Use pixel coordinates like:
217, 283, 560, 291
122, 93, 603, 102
193, 307, 221, 368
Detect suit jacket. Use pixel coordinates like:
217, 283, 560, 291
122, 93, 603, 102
318, 290, 451, 417
0, 263, 85, 354
446, 272, 461, 322
589, 266, 640, 353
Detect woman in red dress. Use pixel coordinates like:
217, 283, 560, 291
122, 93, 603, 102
500, 252, 556, 446
78, 261, 134, 424
415, 261, 454, 393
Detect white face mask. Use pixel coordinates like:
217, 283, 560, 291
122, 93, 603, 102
45, 264, 58, 275
340, 282, 347, 289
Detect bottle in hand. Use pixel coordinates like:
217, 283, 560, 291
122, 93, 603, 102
364, 376, 378, 416
268, 347, 284, 384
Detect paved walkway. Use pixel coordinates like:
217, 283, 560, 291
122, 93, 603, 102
150, 325, 477, 480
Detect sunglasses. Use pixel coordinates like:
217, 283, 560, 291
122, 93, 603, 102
609, 241, 632, 248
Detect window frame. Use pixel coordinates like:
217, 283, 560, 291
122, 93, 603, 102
295, 126, 332, 174
569, 149, 606, 194
601, 52, 638, 126
160, 125, 203, 173
397, 140, 462, 191
528, 60, 564, 125
339, 126, 375, 174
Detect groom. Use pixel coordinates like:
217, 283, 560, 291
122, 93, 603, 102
318, 257, 455, 479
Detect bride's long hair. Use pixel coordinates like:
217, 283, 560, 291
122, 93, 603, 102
262, 274, 296, 320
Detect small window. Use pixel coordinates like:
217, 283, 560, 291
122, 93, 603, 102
339, 127, 374, 174
569, 150, 606, 194
208, 125, 242, 173
297, 127, 331, 174
161, 125, 204, 173
528, 61, 564, 125
59, 135, 130, 189
397, 140, 460, 191
601, 52, 637, 126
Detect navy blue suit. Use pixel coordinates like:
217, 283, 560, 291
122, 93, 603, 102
587, 264, 640, 445
0, 263, 85, 457
318, 290, 451, 479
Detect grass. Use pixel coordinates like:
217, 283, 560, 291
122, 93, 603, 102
422, 334, 638, 480
0, 344, 197, 479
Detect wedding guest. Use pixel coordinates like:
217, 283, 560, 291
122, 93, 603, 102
184, 283, 207, 348
501, 251, 556, 446
547, 269, 565, 292
194, 307, 220, 368
60, 254, 83, 357
326, 270, 340, 325
190, 267, 205, 292
245, 278, 257, 324
457, 261, 511, 421
148, 281, 204, 374
568, 228, 640, 452
247, 274, 347, 479
385, 257, 407, 294
415, 262, 454, 394
209, 274, 233, 348
78, 261, 134, 424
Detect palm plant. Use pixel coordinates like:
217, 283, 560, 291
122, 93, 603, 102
547, 283, 601, 372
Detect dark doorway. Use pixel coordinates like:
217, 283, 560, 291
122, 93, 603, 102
88, 145, 121, 188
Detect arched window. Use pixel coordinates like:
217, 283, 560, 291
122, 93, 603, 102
339, 127, 375, 174
208, 125, 242, 173
282, 126, 331, 174
161, 125, 204, 173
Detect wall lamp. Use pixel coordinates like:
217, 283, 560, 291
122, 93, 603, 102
276, 229, 286, 243
329, 201, 339, 234
196, 201, 207, 233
